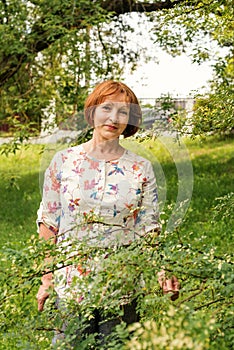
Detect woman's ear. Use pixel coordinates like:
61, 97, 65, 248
86, 106, 95, 127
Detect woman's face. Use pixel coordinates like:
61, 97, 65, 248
93, 93, 130, 140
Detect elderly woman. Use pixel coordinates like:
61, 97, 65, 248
37, 80, 179, 345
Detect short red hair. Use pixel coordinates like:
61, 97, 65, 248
84, 80, 142, 138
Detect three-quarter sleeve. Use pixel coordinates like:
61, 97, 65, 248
135, 161, 160, 234
36, 152, 62, 234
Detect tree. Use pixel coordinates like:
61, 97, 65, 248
0, 0, 233, 142
0, 0, 182, 86
149, 0, 234, 136
0, 1, 181, 132
191, 56, 234, 136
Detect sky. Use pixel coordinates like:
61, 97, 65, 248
124, 50, 214, 99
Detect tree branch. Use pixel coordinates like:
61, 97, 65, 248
194, 297, 226, 311
0, 0, 184, 86
100, 0, 184, 14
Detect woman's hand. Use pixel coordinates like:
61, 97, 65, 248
157, 270, 180, 301
37, 273, 53, 312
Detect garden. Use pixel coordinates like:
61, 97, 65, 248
0, 135, 233, 349
0, 0, 233, 348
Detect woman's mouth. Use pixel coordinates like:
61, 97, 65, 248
104, 124, 118, 130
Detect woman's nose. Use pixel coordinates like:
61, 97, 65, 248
109, 109, 119, 123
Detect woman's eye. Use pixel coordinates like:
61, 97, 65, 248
102, 105, 111, 111
120, 110, 128, 115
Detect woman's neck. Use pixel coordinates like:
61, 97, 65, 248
83, 137, 125, 161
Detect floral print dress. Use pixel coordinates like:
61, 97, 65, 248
37, 144, 159, 299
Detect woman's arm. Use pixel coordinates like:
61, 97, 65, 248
139, 162, 180, 300
36, 152, 62, 311
37, 223, 56, 312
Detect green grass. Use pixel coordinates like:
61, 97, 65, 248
123, 136, 234, 253
0, 137, 233, 254
0, 145, 44, 246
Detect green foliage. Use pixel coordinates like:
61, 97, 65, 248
0, 115, 39, 155
212, 192, 234, 223
191, 56, 234, 136
0, 0, 147, 134
0, 218, 233, 349
150, 0, 234, 136
151, 1, 234, 61
0, 0, 233, 146
192, 89, 234, 136
153, 94, 187, 136
0, 139, 233, 349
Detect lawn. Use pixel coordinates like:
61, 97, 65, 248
0, 145, 43, 247
124, 136, 234, 253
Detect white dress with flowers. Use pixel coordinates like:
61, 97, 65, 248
37, 144, 159, 299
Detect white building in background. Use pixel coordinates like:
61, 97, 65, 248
173, 98, 194, 113
139, 97, 194, 111
139, 97, 194, 129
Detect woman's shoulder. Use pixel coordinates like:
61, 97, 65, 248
124, 149, 152, 165
50, 144, 85, 164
